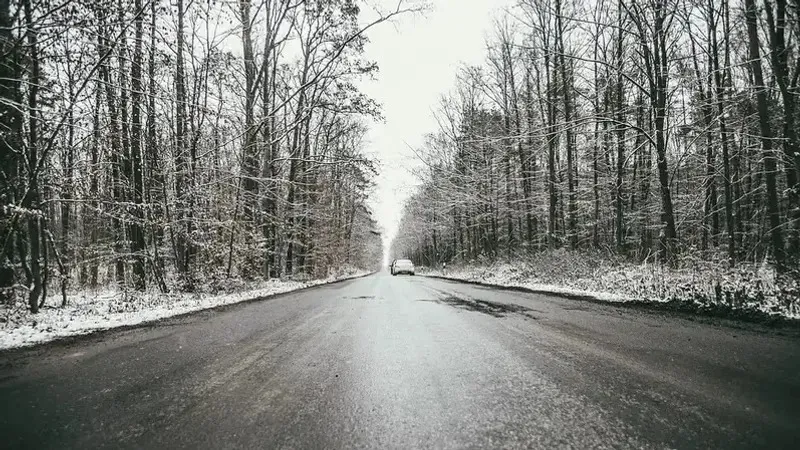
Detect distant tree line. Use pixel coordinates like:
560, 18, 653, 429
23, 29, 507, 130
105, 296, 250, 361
393, 0, 800, 272
1, 0, 409, 312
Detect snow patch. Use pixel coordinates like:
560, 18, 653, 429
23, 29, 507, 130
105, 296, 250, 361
0, 269, 369, 350
423, 253, 800, 321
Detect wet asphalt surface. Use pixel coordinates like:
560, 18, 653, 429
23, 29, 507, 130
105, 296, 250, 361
1, 272, 800, 449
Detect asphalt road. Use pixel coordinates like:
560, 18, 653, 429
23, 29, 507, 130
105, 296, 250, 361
2, 272, 800, 449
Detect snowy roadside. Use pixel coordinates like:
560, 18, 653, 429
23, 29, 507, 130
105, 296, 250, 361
0, 270, 371, 350
420, 257, 800, 322
424, 268, 634, 303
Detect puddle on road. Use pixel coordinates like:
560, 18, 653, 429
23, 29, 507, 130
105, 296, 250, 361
427, 296, 537, 319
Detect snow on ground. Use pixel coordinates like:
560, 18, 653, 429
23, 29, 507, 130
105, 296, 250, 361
432, 264, 635, 303
422, 253, 800, 321
423, 263, 636, 304
0, 269, 370, 350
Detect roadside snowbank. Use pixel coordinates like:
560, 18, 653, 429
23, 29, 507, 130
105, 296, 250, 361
422, 251, 800, 321
0, 270, 369, 350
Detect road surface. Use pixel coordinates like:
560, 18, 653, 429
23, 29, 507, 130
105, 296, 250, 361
2, 273, 799, 449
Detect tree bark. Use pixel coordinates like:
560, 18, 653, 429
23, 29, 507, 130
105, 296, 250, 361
650, 0, 678, 259
744, 0, 785, 266
0, 0, 23, 298
23, 0, 42, 313
763, 0, 800, 257
709, 0, 736, 264
174, 0, 191, 284
555, 0, 577, 247
128, 0, 146, 290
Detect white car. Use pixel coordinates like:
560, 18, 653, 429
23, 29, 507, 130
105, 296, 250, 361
391, 259, 415, 276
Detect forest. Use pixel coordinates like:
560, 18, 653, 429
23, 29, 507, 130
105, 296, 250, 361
392, 0, 800, 285
0, 0, 406, 313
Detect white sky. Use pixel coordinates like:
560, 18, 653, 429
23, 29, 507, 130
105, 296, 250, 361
358, 0, 514, 260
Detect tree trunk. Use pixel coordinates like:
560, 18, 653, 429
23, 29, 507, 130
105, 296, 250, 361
555, 0, 577, 247
636, 95, 652, 254
540, 47, 558, 246
523, 62, 539, 245
146, 0, 167, 292
23, 0, 42, 313
744, 0, 785, 266
0, 0, 22, 299
128, 0, 146, 290
710, 0, 736, 264
763, 0, 800, 257
60, 29, 75, 300
614, 10, 626, 252
651, 1, 678, 259
240, 0, 258, 231
174, 0, 191, 284
504, 41, 532, 247
286, 46, 311, 276
96, 9, 126, 285
117, 0, 131, 284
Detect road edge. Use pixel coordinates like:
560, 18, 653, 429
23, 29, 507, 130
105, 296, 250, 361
0, 271, 376, 356
421, 274, 800, 331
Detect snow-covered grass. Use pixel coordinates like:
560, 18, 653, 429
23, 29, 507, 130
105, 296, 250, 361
0, 268, 370, 350
422, 250, 800, 322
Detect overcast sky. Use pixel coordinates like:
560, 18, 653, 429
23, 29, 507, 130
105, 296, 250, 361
358, 0, 514, 259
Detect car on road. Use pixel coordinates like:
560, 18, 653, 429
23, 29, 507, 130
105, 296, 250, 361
391, 259, 415, 276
